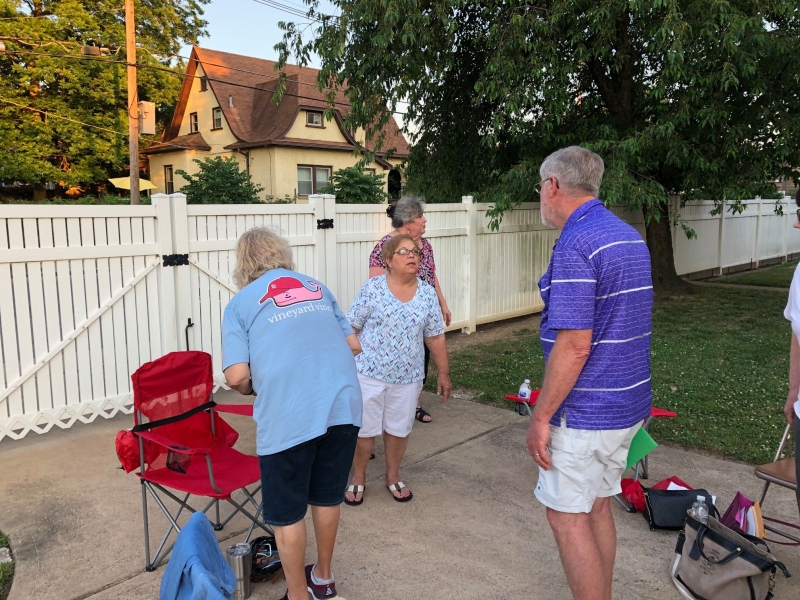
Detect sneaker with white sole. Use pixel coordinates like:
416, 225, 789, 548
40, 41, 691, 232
305, 564, 337, 598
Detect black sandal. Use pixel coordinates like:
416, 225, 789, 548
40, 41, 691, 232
415, 407, 432, 423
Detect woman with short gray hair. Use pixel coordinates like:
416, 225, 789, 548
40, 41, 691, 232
368, 195, 451, 424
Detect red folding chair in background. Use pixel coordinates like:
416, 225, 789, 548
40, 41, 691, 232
118, 351, 271, 571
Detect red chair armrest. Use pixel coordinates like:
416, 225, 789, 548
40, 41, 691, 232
650, 407, 678, 419
505, 390, 540, 406
136, 430, 212, 455
213, 404, 254, 417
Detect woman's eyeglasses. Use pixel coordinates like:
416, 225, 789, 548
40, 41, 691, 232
393, 248, 421, 257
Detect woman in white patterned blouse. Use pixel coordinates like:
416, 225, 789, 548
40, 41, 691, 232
345, 234, 452, 504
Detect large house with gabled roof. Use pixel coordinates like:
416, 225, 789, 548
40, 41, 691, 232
143, 47, 409, 202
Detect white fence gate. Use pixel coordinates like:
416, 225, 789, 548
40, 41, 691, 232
1, 195, 797, 441
0, 204, 167, 441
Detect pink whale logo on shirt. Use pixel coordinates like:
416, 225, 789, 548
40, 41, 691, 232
259, 276, 323, 306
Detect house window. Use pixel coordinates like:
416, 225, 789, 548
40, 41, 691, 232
189, 112, 198, 133
306, 111, 323, 127
164, 165, 174, 195
297, 165, 332, 196
212, 107, 223, 130
364, 168, 376, 175
200, 77, 208, 92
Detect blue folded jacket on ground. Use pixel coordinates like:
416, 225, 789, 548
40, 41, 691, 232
159, 512, 236, 600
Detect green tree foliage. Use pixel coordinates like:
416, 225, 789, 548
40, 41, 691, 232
0, 0, 209, 189
278, 0, 800, 289
318, 166, 387, 204
176, 156, 265, 204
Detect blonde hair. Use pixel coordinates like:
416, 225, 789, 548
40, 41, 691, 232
231, 227, 295, 289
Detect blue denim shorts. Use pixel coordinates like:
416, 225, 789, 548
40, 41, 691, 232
259, 424, 359, 526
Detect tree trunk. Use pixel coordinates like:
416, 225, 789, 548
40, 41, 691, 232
33, 185, 46, 202
644, 202, 686, 292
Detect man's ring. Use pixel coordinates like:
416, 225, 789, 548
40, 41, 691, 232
534, 453, 540, 456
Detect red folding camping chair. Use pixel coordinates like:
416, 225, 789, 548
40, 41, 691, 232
505, 391, 677, 512
121, 351, 271, 571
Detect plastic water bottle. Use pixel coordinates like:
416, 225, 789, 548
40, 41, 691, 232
692, 495, 709, 524
517, 379, 531, 415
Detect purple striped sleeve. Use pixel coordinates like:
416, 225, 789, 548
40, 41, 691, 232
546, 247, 596, 330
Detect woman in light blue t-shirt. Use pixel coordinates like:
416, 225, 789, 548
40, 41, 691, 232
222, 227, 363, 600
345, 234, 452, 505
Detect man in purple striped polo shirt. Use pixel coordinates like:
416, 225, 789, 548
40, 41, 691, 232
527, 146, 652, 600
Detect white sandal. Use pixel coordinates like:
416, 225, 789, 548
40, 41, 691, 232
387, 481, 413, 503
344, 484, 364, 506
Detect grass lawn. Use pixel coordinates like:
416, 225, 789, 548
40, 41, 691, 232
0, 533, 12, 600
718, 259, 798, 288
427, 286, 791, 464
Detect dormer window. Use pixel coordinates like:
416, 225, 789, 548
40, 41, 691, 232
306, 111, 323, 127
212, 107, 223, 130
189, 112, 198, 133
200, 77, 208, 92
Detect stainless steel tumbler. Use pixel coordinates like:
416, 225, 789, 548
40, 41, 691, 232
225, 542, 252, 600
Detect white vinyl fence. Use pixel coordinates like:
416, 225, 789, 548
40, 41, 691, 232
0, 195, 797, 441
621, 197, 800, 276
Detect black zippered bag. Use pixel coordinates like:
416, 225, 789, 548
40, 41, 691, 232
643, 487, 719, 531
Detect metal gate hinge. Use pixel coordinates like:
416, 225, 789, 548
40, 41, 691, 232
317, 219, 334, 229
162, 254, 189, 267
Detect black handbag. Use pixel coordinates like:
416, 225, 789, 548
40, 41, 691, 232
643, 487, 719, 531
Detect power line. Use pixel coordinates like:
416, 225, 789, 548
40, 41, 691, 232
0, 97, 223, 154
0, 8, 121, 21
250, 0, 334, 22
0, 14, 55, 21
0, 97, 125, 135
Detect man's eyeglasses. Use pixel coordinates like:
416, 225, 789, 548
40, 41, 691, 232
393, 248, 421, 257
533, 177, 554, 195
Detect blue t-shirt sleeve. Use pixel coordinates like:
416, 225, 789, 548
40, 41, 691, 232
423, 286, 444, 337
222, 303, 250, 370
329, 290, 354, 336
547, 245, 596, 330
347, 281, 373, 331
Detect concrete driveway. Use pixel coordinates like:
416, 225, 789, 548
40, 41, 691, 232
1, 391, 798, 600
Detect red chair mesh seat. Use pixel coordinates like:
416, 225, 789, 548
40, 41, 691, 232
137, 412, 252, 499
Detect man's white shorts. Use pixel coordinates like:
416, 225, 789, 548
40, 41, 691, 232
534, 420, 640, 513
357, 373, 423, 438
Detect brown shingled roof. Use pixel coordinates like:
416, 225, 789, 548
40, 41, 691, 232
164, 47, 409, 158
142, 132, 212, 155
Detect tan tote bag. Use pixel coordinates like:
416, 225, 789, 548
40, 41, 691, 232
671, 515, 790, 600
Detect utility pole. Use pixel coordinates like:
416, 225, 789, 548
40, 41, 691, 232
125, 0, 140, 205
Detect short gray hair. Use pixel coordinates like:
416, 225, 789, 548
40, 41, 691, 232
539, 146, 605, 197
389, 195, 426, 229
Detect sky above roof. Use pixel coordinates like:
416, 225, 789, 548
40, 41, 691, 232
182, 0, 414, 133
181, 0, 336, 67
